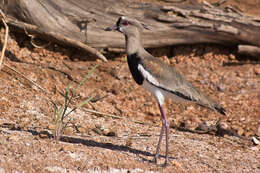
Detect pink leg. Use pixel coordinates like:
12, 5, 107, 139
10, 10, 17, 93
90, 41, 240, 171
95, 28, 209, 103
154, 121, 165, 163
154, 103, 169, 166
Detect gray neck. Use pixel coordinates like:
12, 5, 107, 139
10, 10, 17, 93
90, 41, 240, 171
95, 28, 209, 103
125, 33, 144, 55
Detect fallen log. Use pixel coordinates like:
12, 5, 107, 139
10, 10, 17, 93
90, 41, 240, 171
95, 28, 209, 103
1, 0, 260, 59
5, 16, 107, 61
238, 45, 260, 59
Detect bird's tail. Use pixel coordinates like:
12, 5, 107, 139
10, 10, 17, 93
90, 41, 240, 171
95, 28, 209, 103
197, 100, 226, 115
213, 104, 226, 115
189, 86, 226, 115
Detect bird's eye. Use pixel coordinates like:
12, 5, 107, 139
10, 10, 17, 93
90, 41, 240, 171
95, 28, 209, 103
122, 21, 129, 26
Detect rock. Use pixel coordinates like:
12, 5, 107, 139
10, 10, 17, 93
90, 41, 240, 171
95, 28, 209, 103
240, 117, 246, 121
39, 130, 51, 138
60, 145, 75, 152
64, 127, 74, 135
102, 127, 116, 137
39, 133, 49, 139
0, 168, 5, 173
2, 123, 16, 130
77, 127, 86, 134
245, 131, 253, 138
102, 128, 110, 135
254, 67, 260, 75
218, 122, 228, 130
196, 121, 210, 131
19, 118, 30, 129
210, 73, 219, 83
106, 131, 116, 137
144, 106, 160, 116
216, 122, 229, 136
44, 166, 67, 173
250, 146, 259, 152
171, 160, 182, 169
257, 126, 260, 137
125, 138, 133, 147
7, 135, 20, 142
252, 137, 260, 145
237, 127, 244, 136
92, 127, 103, 135
48, 124, 56, 130
229, 54, 236, 60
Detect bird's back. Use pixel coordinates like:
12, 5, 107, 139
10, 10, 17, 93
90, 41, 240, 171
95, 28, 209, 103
137, 50, 226, 115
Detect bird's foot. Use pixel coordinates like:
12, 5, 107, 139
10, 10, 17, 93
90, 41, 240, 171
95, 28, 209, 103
162, 159, 168, 167
153, 155, 169, 167
153, 155, 159, 164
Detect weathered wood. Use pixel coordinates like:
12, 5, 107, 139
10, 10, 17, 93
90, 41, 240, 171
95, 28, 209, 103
1, 0, 260, 58
5, 16, 107, 61
238, 45, 260, 59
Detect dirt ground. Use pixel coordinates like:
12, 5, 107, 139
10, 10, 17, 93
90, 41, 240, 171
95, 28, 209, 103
0, 0, 260, 173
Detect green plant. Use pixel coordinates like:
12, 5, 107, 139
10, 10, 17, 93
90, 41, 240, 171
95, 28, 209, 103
51, 65, 98, 141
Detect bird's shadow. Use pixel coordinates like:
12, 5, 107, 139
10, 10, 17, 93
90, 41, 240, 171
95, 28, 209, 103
25, 128, 175, 164
61, 135, 152, 157
60, 134, 176, 165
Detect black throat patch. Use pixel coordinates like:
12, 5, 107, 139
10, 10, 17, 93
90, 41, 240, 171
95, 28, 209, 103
127, 53, 144, 85
116, 17, 122, 28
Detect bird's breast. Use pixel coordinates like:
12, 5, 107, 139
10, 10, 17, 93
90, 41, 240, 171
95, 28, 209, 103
127, 53, 144, 85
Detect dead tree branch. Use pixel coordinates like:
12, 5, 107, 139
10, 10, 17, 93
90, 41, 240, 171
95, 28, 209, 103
0, 9, 8, 70
1, 0, 260, 59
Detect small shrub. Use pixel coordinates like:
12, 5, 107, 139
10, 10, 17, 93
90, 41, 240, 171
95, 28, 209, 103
51, 65, 98, 141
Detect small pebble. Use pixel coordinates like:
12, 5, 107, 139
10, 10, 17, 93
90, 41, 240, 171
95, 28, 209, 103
254, 67, 260, 75
106, 131, 116, 137
103, 128, 117, 137
171, 160, 182, 169
218, 122, 228, 130
78, 127, 86, 134
250, 146, 259, 152
7, 135, 19, 142
0, 168, 5, 173
252, 137, 260, 145
245, 131, 253, 138
39, 131, 51, 138
39, 133, 49, 139
237, 127, 244, 136
229, 54, 236, 60
92, 128, 103, 135
48, 124, 56, 130
196, 121, 210, 131
125, 138, 133, 147
60, 145, 75, 152
64, 127, 74, 135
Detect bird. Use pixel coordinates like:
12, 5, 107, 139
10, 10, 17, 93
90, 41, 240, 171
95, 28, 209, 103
105, 16, 226, 166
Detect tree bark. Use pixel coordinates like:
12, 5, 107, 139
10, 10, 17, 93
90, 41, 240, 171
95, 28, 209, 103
238, 45, 260, 59
2, 0, 260, 59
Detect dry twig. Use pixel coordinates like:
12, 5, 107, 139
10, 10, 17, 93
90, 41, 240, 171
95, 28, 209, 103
83, 108, 146, 125
0, 10, 48, 94
3, 64, 48, 93
5, 16, 107, 62
0, 9, 9, 71
24, 27, 51, 48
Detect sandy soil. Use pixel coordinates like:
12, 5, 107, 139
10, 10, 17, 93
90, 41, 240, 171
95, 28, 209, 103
0, 0, 260, 172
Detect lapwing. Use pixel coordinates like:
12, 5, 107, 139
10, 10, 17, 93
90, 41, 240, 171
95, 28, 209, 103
105, 16, 226, 166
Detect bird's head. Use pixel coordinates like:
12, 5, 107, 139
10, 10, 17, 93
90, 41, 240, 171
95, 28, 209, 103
105, 16, 149, 36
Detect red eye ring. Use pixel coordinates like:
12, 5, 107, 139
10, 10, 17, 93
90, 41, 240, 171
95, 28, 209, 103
122, 21, 129, 26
